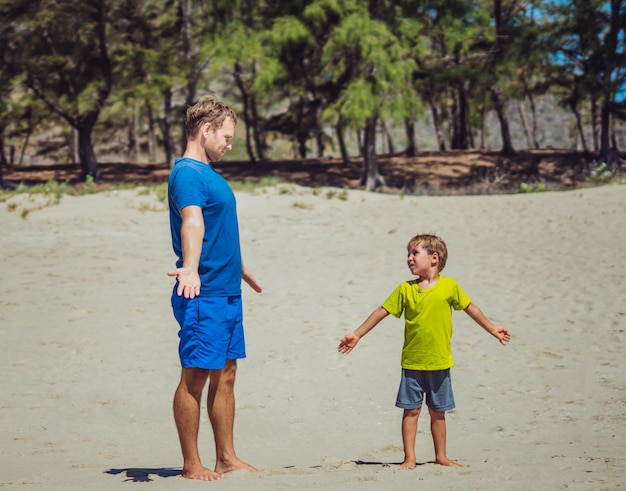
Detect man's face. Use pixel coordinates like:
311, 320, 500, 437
202, 118, 235, 162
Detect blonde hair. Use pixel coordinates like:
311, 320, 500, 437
185, 95, 238, 138
407, 234, 448, 272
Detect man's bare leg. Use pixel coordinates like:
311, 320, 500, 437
173, 368, 224, 480
428, 407, 463, 467
208, 360, 260, 474
400, 407, 421, 469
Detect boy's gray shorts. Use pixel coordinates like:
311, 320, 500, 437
395, 368, 456, 412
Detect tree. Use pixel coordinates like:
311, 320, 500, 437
109, 0, 184, 166
323, 2, 415, 190
0, 0, 19, 187
414, 0, 488, 151
8, 0, 120, 179
484, 0, 528, 156
546, 0, 626, 167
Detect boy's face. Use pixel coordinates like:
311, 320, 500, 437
407, 242, 438, 276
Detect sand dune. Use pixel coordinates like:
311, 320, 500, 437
1, 184, 624, 490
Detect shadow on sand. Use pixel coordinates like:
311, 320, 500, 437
105, 467, 182, 482
355, 459, 431, 467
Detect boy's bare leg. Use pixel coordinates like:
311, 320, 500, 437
173, 368, 223, 480
428, 407, 463, 467
400, 408, 421, 469
208, 360, 260, 474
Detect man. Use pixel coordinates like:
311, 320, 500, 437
167, 95, 262, 481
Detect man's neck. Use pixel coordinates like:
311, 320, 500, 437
183, 140, 209, 164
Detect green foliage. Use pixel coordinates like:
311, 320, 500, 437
1, 0, 624, 177
588, 162, 614, 184
322, 8, 415, 128
519, 182, 547, 193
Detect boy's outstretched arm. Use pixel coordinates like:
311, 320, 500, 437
338, 307, 390, 354
464, 302, 510, 345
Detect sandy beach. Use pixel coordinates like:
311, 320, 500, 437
1, 183, 625, 490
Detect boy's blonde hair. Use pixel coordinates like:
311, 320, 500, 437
408, 234, 448, 272
185, 95, 238, 138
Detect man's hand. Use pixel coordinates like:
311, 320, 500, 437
242, 265, 262, 293
167, 267, 201, 298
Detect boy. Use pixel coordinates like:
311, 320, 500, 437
338, 234, 510, 469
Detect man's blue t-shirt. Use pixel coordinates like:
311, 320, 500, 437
168, 158, 242, 296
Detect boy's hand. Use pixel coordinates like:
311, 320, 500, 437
493, 326, 511, 345
338, 333, 360, 354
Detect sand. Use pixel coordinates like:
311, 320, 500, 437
1, 183, 625, 490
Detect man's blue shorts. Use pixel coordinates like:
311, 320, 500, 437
171, 290, 246, 370
395, 368, 456, 412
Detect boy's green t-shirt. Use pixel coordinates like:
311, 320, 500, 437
381, 276, 471, 371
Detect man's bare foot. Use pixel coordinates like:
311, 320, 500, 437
182, 464, 224, 480
215, 457, 261, 475
435, 457, 464, 468
399, 459, 417, 470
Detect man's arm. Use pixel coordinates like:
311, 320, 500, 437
167, 205, 204, 298
242, 262, 262, 293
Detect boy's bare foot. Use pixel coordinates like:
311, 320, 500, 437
435, 457, 464, 467
399, 459, 417, 470
215, 457, 261, 475
182, 464, 224, 480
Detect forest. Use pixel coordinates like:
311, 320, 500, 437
0, 0, 625, 191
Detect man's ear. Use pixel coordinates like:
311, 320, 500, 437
201, 122, 213, 136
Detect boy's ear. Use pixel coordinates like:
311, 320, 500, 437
431, 251, 439, 265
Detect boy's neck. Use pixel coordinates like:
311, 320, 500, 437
417, 270, 440, 289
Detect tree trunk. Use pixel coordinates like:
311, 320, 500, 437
290, 96, 302, 160
451, 82, 469, 150
315, 104, 325, 158
480, 100, 487, 149
571, 102, 588, 152
380, 120, 394, 154
599, 98, 612, 165
72, 128, 79, 164
76, 121, 99, 179
591, 94, 600, 152
127, 114, 137, 162
610, 113, 617, 152
18, 126, 31, 165
161, 88, 175, 167
517, 101, 532, 149
145, 100, 157, 162
598, 0, 622, 168
404, 118, 417, 157
491, 89, 515, 156
249, 94, 265, 161
0, 131, 7, 187
527, 92, 539, 149
360, 117, 385, 191
233, 62, 257, 162
335, 118, 350, 166
429, 98, 446, 151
